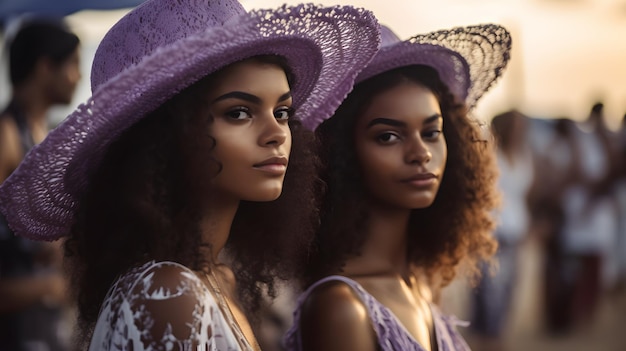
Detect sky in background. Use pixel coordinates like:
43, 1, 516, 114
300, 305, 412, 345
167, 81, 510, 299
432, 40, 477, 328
2, 0, 625, 128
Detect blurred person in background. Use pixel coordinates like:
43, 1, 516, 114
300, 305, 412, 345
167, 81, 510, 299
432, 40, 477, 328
470, 110, 534, 351
560, 103, 620, 328
614, 114, 626, 295
0, 18, 80, 351
529, 117, 578, 334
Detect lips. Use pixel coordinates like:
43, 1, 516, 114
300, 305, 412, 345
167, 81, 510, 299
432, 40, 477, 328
401, 173, 436, 182
401, 172, 438, 188
253, 156, 288, 175
254, 156, 288, 167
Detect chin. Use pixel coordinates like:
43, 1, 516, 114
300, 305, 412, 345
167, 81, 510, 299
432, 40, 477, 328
409, 201, 435, 210
244, 188, 283, 202
404, 196, 437, 210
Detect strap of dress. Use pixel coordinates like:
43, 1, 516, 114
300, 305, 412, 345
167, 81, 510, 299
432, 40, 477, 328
430, 304, 472, 351
305, 275, 363, 294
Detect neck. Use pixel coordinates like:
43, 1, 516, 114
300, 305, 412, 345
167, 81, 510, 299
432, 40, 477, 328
13, 84, 51, 126
343, 201, 412, 276
200, 194, 240, 263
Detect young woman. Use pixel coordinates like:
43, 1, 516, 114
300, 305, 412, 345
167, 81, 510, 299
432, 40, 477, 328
285, 24, 511, 351
0, 0, 380, 349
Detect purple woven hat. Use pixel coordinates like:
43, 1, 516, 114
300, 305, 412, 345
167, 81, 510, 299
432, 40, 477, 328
357, 24, 511, 108
0, 0, 381, 241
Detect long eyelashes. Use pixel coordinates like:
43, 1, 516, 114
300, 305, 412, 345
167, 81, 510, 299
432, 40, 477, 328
422, 130, 442, 141
274, 107, 294, 121
224, 106, 293, 121
376, 129, 442, 144
226, 107, 251, 120
377, 132, 400, 143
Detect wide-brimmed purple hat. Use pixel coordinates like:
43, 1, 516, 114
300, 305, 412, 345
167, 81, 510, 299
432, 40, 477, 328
357, 24, 511, 108
0, 0, 381, 241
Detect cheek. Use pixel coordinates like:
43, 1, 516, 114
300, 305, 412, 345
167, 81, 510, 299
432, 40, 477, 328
436, 141, 448, 171
357, 139, 382, 168
284, 127, 293, 157
358, 149, 395, 188
213, 140, 244, 171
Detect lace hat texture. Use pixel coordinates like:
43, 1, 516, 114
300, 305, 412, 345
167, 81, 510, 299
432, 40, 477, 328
0, 0, 381, 241
357, 24, 512, 108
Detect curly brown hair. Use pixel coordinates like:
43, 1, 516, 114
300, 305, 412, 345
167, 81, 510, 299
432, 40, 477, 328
64, 56, 319, 345
307, 64, 498, 289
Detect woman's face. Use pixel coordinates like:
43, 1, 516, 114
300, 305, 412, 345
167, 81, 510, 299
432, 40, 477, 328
354, 81, 447, 210
204, 59, 292, 202
47, 47, 81, 105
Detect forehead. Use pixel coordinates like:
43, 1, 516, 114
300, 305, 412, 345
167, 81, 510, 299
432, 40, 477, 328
357, 81, 441, 125
209, 59, 289, 92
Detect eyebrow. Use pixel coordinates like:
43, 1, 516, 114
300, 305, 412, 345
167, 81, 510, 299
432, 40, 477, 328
366, 114, 442, 129
366, 117, 406, 128
423, 114, 443, 125
211, 91, 291, 104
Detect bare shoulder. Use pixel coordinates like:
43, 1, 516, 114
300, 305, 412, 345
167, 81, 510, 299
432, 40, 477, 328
302, 280, 367, 321
299, 279, 378, 351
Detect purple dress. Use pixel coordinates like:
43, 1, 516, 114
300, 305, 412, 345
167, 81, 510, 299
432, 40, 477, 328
284, 275, 471, 351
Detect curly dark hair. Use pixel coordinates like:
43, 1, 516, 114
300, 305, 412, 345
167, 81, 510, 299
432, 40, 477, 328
307, 64, 498, 289
64, 56, 319, 345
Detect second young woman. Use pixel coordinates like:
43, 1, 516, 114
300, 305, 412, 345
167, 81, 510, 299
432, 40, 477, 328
285, 24, 511, 351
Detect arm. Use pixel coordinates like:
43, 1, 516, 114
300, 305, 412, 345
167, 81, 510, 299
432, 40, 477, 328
0, 116, 22, 183
299, 280, 378, 351
0, 273, 66, 313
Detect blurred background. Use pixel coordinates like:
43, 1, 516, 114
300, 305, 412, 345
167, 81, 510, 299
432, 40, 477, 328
1, 1, 625, 351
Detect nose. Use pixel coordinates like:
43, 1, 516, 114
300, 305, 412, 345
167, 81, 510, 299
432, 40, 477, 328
258, 114, 288, 147
68, 64, 82, 88
75, 68, 82, 83
404, 136, 431, 164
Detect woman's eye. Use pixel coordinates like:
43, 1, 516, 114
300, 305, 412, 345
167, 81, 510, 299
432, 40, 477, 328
274, 107, 293, 121
377, 132, 399, 143
423, 130, 442, 140
226, 108, 251, 120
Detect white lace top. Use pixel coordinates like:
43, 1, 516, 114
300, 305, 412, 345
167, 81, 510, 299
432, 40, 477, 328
88, 260, 248, 351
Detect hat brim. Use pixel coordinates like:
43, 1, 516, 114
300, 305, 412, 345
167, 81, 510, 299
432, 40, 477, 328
0, 4, 380, 240
358, 24, 511, 109
357, 42, 471, 104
